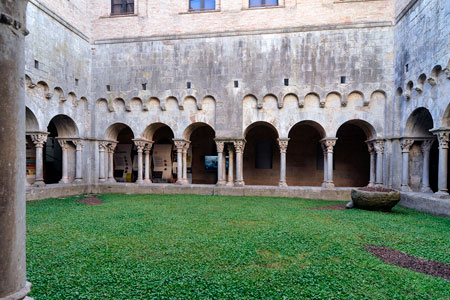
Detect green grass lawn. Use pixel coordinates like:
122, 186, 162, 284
27, 194, 450, 300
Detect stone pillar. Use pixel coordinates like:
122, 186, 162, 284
226, 144, 234, 187
107, 142, 117, 183
321, 142, 328, 188
434, 131, 449, 196
143, 142, 153, 184
174, 140, 185, 184
133, 139, 146, 184
73, 139, 84, 183
400, 139, 414, 192
419, 139, 434, 193
278, 138, 289, 187
366, 141, 376, 187
215, 141, 226, 185
30, 133, 48, 187
374, 140, 385, 187
98, 142, 108, 182
57, 139, 70, 184
234, 140, 246, 186
321, 138, 337, 188
0, 0, 32, 298
182, 141, 190, 184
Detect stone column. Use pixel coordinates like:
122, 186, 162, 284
73, 139, 84, 183
226, 144, 234, 186
174, 140, 185, 184
366, 141, 376, 187
182, 141, 190, 184
400, 139, 414, 192
420, 139, 433, 193
98, 142, 108, 182
143, 142, 153, 184
278, 138, 289, 187
321, 138, 337, 188
215, 141, 226, 185
107, 142, 117, 183
0, 1, 32, 298
234, 140, 246, 186
434, 131, 449, 196
374, 140, 385, 187
133, 139, 146, 184
30, 132, 48, 187
321, 142, 328, 188
57, 139, 70, 184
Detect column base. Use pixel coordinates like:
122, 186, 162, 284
175, 180, 184, 185
434, 190, 449, 197
225, 181, 234, 187
367, 182, 375, 188
33, 180, 45, 187
278, 181, 288, 188
420, 186, 433, 193
74, 179, 83, 184
58, 178, 69, 184
401, 185, 412, 192
136, 179, 144, 185
235, 180, 245, 187
0, 282, 32, 300
99, 178, 106, 183
323, 182, 335, 188
375, 183, 384, 188
182, 179, 189, 185
216, 180, 226, 186
142, 179, 152, 184
106, 178, 116, 183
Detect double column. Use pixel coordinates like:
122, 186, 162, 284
174, 139, 190, 185
366, 139, 385, 187
320, 138, 337, 188
133, 139, 153, 184
106, 141, 117, 183
233, 140, 246, 186
215, 141, 227, 185
431, 130, 450, 196
400, 139, 414, 192
30, 132, 48, 187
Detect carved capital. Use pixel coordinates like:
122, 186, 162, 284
321, 139, 336, 153
107, 142, 117, 153
215, 141, 225, 153
30, 133, 48, 147
73, 139, 84, 151
174, 140, 186, 151
436, 132, 450, 149
133, 139, 147, 152
57, 138, 70, 150
144, 141, 154, 153
183, 141, 191, 153
98, 141, 108, 151
373, 140, 385, 154
277, 138, 289, 153
421, 139, 434, 153
400, 139, 414, 152
233, 140, 246, 153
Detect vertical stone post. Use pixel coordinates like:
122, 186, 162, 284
182, 141, 190, 184
374, 140, 385, 187
73, 139, 84, 183
133, 139, 146, 184
107, 142, 117, 183
226, 144, 234, 186
278, 138, 289, 187
30, 133, 48, 187
321, 138, 337, 188
0, 0, 32, 298
433, 131, 449, 196
98, 142, 108, 182
234, 140, 246, 186
420, 139, 433, 193
174, 140, 185, 184
57, 139, 70, 184
400, 139, 414, 192
143, 142, 153, 184
321, 142, 328, 188
215, 141, 226, 185
366, 141, 376, 187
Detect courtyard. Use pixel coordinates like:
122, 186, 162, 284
27, 194, 450, 299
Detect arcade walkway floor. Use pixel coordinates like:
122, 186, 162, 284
27, 194, 450, 299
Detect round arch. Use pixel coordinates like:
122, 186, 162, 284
183, 122, 215, 140
405, 107, 434, 137
106, 122, 135, 141
26, 107, 39, 132
244, 121, 279, 138
142, 122, 174, 142
48, 114, 79, 138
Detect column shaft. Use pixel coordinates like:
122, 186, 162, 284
99, 142, 107, 182
227, 145, 234, 186
400, 139, 413, 192
74, 140, 83, 183
31, 133, 47, 187
420, 140, 433, 193
144, 144, 152, 184
233, 140, 246, 186
278, 138, 289, 187
58, 139, 69, 184
215, 141, 225, 185
174, 140, 185, 184
322, 147, 328, 187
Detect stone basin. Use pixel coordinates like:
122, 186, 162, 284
349, 187, 401, 212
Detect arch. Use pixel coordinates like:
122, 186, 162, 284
405, 107, 434, 137
336, 119, 376, 140
287, 121, 327, 186
347, 91, 365, 107
142, 122, 175, 141
183, 122, 215, 140
244, 121, 279, 138
243, 121, 280, 186
48, 114, 79, 138
25, 107, 39, 132
106, 123, 134, 141
303, 92, 321, 108
325, 91, 342, 108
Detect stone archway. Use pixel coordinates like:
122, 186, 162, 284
335, 120, 375, 187
287, 121, 326, 186
243, 121, 280, 186
45, 115, 79, 184
183, 123, 216, 184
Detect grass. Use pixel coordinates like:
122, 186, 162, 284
27, 194, 450, 299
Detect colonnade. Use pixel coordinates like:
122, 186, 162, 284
400, 130, 449, 195
27, 131, 84, 186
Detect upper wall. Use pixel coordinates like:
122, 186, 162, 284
90, 0, 394, 41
